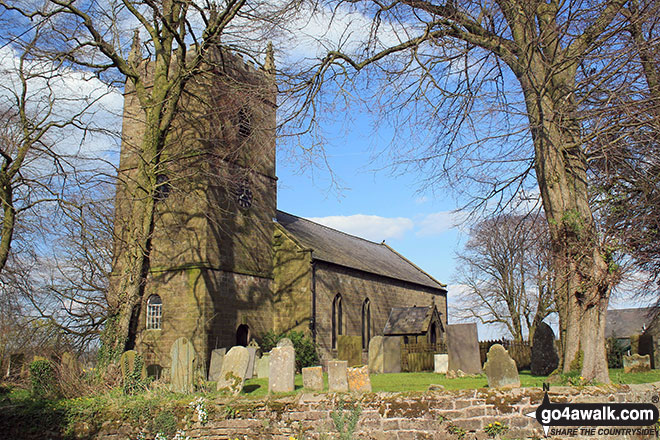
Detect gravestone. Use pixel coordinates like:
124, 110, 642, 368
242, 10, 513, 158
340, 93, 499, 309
328, 360, 349, 392
256, 353, 270, 378
531, 322, 559, 376
120, 350, 147, 382
302, 366, 323, 391
483, 344, 520, 389
208, 348, 227, 381
269, 345, 295, 393
368, 336, 384, 373
246, 347, 257, 380
347, 365, 372, 393
277, 337, 294, 348
170, 338, 196, 393
434, 354, 449, 374
217, 346, 250, 394
337, 335, 362, 367
447, 323, 481, 374
623, 354, 652, 373
60, 352, 80, 374
7, 353, 25, 378
383, 336, 402, 373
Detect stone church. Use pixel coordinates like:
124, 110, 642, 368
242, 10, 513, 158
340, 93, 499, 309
113, 46, 448, 376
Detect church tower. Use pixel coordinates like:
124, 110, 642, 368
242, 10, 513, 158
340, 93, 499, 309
113, 45, 277, 376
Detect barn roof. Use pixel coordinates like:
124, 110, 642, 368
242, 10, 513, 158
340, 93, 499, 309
383, 306, 440, 335
605, 307, 659, 338
275, 211, 446, 291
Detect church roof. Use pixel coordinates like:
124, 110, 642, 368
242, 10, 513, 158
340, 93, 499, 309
275, 211, 446, 291
383, 306, 439, 335
605, 307, 660, 338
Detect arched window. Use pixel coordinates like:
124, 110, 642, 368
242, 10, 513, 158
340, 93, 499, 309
362, 298, 371, 349
146, 295, 162, 330
332, 294, 343, 349
429, 322, 437, 345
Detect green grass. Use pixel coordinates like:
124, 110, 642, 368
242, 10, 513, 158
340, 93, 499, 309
242, 369, 660, 396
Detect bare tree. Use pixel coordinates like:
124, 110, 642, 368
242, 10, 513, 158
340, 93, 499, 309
455, 213, 554, 343
284, 0, 660, 381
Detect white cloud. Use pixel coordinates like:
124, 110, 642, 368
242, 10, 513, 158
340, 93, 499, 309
416, 210, 468, 237
307, 214, 413, 242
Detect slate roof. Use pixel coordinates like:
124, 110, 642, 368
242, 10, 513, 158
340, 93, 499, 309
383, 306, 439, 335
605, 307, 659, 338
275, 211, 446, 291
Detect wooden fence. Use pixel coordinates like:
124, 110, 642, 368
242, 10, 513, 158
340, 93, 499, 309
401, 341, 447, 372
479, 340, 531, 370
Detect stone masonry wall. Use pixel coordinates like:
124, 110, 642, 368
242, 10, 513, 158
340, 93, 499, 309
95, 383, 660, 440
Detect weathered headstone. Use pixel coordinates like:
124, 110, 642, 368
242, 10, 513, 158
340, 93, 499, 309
347, 365, 372, 393
217, 346, 249, 394
337, 335, 362, 367
256, 353, 270, 378
483, 344, 520, 389
170, 338, 196, 393
269, 345, 295, 393
531, 322, 559, 376
434, 354, 449, 374
328, 360, 349, 392
277, 337, 294, 348
208, 348, 227, 381
383, 336, 402, 373
120, 350, 147, 382
368, 336, 384, 373
245, 347, 257, 380
60, 352, 80, 375
302, 366, 323, 391
623, 354, 652, 373
447, 323, 482, 374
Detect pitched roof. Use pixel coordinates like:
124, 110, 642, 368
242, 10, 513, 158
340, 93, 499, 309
275, 211, 446, 291
605, 307, 659, 338
383, 306, 439, 335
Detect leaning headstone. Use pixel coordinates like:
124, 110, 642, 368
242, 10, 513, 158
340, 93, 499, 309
434, 354, 449, 374
368, 336, 384, 373
623, 354, 652, 373
447, 323, 481, 374
170, 338, 196, 393
208, 348, 227, 381
531, 322, 560, 376
302, 366, 323, 391
383, 336, 402, 373
483, 344, 520, 389
269, 345, 295, 393
347, 365, 372, 393
120, 350, 146, 382
328, 360, 349, 392
277, 337, 294, 348
337, 335, 362, 367
217, 346, 249, 394
256, 353, 270, 378
245, 347, 257, 380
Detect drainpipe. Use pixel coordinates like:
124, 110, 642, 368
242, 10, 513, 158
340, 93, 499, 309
311, 256, 317, 343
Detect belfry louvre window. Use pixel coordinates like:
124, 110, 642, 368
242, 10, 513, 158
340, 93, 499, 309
146, 295, 162, 330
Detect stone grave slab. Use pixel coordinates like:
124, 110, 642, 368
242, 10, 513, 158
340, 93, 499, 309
120, 350, 146, 382
434, 354, 448, 374
217, 346, 249, 395
531, 322, 559, 376
302, 366, 323, 391
256, 353, 270, 378
328, 360, 348, 392
368, 336, 384, 373
483, 344, 520, 389
269, 346, 295, 393
246, 347, 257, 380
447, 323, 482, 375
347, 365, 372, 393
337, 335, 362, 367
277, 337, 294, 348
383, 336, 402, 373
623, 354, 651, 373
208, 348, 227, 381
170, 338, 196, 393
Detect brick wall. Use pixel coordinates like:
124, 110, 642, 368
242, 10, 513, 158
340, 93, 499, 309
95, 383, 660, 440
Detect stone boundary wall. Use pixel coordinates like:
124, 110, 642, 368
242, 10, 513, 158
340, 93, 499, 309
97, 383, 660, 440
